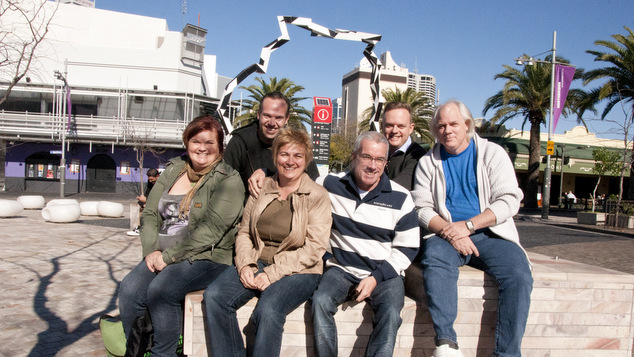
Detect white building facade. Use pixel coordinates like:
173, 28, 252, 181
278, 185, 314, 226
0, 0, 230, 193
339, 51, 436, 133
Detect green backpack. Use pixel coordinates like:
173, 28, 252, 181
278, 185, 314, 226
99, 315, 126, 357
99, 314, 182, 357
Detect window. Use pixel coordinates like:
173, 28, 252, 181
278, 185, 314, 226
25, 152, 61, 180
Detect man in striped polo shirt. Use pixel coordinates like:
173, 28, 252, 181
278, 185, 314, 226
312, 131, 420, 357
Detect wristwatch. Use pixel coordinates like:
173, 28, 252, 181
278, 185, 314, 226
465, 220, 476, 235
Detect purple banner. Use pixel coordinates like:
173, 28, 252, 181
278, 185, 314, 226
553, 64, 575, 132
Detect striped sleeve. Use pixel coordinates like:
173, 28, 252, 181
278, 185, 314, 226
321, 173, 419, 281
372, 190, 419, 282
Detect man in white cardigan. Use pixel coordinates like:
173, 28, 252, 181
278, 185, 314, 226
411, 100, 533, 357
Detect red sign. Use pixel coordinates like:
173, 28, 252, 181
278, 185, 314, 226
312, 97, 332, 166
313, 97, 332, 124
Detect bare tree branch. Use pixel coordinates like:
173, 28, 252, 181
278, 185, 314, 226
127, 121, 166, 195
0, 0, 58, 105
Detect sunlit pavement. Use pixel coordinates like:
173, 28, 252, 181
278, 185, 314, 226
0, 192, 137, 357
0, 193, 631, 356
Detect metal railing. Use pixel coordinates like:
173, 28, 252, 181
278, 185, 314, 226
605, 199, 634, 228
606, 199, 634, 215
0, 110, 186, 148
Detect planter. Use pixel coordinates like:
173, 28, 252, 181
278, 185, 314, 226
97, 201, 124, 218
606, 214, 634, 229
17, 195, 45, 209
42, 204, 81, 223
46, 199, 79, 207
79, 201, 100, 216
577, 212, 606, 225
0, 199, 24, 217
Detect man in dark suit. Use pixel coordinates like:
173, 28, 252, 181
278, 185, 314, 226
382, 102, 427, 190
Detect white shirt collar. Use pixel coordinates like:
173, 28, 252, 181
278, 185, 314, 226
391, 136, 412, 156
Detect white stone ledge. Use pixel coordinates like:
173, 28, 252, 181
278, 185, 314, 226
183, 252, 634, 357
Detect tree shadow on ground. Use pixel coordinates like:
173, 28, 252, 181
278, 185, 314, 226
17, 232, 136, 357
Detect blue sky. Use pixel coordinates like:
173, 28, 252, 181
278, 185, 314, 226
96, 0, 633, 140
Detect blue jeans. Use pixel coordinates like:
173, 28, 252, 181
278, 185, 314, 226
119, 259, 230, 357
422, 232, 533, 357
203, 261, 320, 357
311, 267, 404, 357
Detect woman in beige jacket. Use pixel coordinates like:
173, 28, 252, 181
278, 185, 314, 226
203, 127, 332, 357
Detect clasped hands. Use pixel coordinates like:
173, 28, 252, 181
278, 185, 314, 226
438, 221, 479, 257
240, 266, 271, 291
145, 251, 167, 272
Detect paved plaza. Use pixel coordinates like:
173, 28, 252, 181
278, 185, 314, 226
0, 193, 136, 357
0, 192, 632, 357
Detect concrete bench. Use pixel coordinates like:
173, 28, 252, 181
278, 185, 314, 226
183, 252, 634, 356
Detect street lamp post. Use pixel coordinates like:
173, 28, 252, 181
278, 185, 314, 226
514, 31, 557, 219
544, 32, 557, 219
54, 69, 68, 198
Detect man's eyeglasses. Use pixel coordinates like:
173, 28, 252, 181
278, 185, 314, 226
357, 153, 387, 165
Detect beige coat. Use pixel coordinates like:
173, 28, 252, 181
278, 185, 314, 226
234, 173, 332, 284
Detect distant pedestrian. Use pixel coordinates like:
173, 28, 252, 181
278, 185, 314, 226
127, 168, 160, 236
566, 191, 577, 210
137, 168, 160, 210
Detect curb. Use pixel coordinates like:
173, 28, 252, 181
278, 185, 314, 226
515, 214, 634, 239
549, 223, 634, 239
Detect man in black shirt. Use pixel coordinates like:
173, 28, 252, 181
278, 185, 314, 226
224, 91, 318, 197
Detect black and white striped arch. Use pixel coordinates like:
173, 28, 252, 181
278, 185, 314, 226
216, 16, 383, 136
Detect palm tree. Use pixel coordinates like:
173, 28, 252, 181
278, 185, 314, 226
359, 87, 435, 144
579, 26, 634, 201
483, 55, 585, 208
233, 77, 311, 130
579, 26, 634, 120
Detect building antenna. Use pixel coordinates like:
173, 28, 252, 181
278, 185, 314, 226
181, 0, 187, 27
414, 56, 419, 74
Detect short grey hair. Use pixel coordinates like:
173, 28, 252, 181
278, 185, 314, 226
430, 99, 475, 141
354, 131, 389, 156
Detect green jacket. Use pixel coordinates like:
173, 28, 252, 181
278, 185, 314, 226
140, 156, 245, 265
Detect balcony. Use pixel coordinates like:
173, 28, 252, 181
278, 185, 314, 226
0, 110, 186, 148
